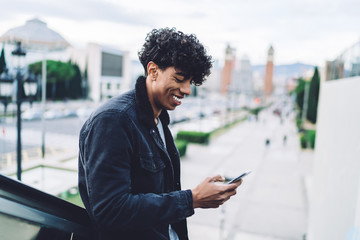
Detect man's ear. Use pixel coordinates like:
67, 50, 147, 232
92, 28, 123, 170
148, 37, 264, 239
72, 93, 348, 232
147, 61, 158, 81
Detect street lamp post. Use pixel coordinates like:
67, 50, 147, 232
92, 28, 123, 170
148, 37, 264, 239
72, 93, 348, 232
0, 69, 12, 117
0, 42, 39, 181
12, 42, 26, 181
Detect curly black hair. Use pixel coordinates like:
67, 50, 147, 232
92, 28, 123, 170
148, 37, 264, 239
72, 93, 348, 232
138, 28, 213, 86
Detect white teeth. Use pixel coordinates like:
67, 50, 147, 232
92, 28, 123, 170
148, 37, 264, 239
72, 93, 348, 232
173, 95, 181, 103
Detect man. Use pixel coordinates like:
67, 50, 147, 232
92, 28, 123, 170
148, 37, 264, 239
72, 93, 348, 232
78, 28, 242, 240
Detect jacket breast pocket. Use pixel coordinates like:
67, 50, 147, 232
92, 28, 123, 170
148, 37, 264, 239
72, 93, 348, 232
136, 156, 166, 193
139, 156, 166, 173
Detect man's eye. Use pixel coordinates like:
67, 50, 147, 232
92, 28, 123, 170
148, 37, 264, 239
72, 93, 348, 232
174, 77, 184, 82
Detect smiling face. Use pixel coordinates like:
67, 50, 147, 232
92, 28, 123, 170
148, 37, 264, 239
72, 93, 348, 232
146, 62, 192, 118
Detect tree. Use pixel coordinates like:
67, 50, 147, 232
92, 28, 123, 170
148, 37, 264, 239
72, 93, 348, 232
82, 64, 88, 99
292, 77, 306, 116
29, 60, 75, 100
0, 47, 6, 74
68, 63, 83, 99
307, 67, 320, 123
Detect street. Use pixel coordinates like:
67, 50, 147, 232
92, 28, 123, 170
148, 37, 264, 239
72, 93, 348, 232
0, 117, 84, 169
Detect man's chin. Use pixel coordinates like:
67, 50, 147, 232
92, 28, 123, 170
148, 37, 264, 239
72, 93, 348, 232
165, 105, 177, 111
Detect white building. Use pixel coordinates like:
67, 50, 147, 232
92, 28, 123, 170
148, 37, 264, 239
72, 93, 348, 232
203, 59, 222, 93
0, 18, 70, 74
0, 18, 131, 103
307, 40, 360, 240
307, 76, 360, 240
70, 43, 131, 102
230, 54, 254, 96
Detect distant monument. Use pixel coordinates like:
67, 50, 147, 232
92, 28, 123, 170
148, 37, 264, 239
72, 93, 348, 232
263, 45, 274, 97
220, 44, 236, 94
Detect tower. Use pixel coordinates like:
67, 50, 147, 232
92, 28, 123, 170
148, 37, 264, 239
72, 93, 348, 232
263, 45, 274, 97
220, 44, 235, 94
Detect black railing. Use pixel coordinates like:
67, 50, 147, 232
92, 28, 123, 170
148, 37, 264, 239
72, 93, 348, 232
0, 174, 95, 240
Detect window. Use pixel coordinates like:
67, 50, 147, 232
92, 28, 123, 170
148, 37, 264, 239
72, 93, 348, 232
101, 52, 123, 77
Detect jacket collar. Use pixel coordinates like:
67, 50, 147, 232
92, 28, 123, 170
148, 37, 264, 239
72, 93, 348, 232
135, 76, 170, 129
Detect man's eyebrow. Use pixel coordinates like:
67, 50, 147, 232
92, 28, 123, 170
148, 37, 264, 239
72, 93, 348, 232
175, 72, 185, 76
175, 72, 189, 79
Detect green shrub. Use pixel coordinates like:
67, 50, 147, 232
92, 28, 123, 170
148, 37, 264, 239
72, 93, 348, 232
306, 130, 316, 149
299, 130, 316, 149
174, 139, 188, 157
296, 118, 303, 129
300, 134, 307, 149
176, 131, 211, 144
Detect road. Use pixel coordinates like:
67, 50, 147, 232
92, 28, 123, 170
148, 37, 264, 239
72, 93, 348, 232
0, 117, 85, 169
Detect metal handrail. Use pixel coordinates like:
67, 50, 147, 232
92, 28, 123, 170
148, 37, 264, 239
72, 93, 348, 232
0, 174, 95, 239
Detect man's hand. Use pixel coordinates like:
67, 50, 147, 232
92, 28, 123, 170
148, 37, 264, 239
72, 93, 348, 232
191, 175, 242, 209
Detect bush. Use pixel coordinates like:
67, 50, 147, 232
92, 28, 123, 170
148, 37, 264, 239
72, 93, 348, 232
296, 118, 303, 129
300, 134, 307, 148
306, 130, 316, 149
249, 106, 265, 116
174, 139, 188, 157
176, 131, 211, 144
299, 130, 316, 149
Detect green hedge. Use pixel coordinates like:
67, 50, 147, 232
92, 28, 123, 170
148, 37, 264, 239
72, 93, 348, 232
248, 106, 266, 116
300, 130, 316, 149
307, 130, 316, 148
300, 134, 307, 148
176, 131, 211, 144
174, 139, 188, 157
296, 118, 303, 129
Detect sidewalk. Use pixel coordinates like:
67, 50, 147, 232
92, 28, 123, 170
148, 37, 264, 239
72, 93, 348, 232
180, 109, 313, 240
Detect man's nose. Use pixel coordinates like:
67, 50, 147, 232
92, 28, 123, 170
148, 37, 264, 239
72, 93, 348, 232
180, 81, 191, 96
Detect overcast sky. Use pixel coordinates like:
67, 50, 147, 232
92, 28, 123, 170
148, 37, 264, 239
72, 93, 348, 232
1, 0, 359, 67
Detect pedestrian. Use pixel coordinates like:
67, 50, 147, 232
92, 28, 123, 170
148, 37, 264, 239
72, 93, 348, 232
78, 28, 242, 240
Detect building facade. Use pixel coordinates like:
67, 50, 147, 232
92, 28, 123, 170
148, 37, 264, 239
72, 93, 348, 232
325, 40, 360, 81
70, 43, 131, 102
230, 55, 254, 96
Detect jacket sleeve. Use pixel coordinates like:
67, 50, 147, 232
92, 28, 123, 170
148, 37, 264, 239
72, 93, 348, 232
80, 111, 194, 231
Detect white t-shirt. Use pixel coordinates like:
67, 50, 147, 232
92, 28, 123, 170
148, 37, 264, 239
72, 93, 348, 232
157, 118, 179, 240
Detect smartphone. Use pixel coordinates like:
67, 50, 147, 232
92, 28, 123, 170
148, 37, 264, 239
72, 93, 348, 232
227, 171, 252, 184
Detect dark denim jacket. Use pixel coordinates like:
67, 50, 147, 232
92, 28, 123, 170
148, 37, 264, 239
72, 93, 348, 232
78, 76, 194, 240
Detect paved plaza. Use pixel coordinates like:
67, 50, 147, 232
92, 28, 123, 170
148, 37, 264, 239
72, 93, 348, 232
0, 106, 314, 240
182, 110, 313, 240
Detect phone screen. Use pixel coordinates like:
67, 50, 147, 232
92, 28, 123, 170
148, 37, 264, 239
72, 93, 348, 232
227, 171, 252, 184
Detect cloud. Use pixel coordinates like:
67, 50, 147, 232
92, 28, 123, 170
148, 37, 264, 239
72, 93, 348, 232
0, 0, 154, 26
1, 0, 359, 66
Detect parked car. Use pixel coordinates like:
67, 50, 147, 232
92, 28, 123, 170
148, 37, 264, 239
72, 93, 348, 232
22, 108, 43, 121
63, 109, 77, 118
44, 109, 64, 120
